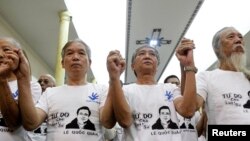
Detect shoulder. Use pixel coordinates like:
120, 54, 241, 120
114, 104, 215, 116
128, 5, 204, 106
30, 81, 42, 92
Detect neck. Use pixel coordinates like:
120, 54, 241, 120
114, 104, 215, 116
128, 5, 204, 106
136, 75, 156, 85
67, 78, 87, 86
219, 60, 238, 71
66, 73, 88, 85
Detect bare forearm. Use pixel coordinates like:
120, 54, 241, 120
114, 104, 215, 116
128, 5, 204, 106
110, 79, 132, 128
100, 92, 116, 129
180, 64, 185, 94
0, 80, 21, 129
17, 78, 40, 130
178, 71, 197, 117
196, 110, 205, 136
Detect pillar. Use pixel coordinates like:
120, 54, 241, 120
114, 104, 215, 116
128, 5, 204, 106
55, 10, 72, 85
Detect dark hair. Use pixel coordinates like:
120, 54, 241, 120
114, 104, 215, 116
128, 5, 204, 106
164, 75, 179, 83
77, 106, 91, 117
159, 106, 170, 114
61, 38, 91, 62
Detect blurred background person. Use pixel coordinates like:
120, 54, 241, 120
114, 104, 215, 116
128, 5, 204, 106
37, 74, 56, 93
164, 74, 180, 88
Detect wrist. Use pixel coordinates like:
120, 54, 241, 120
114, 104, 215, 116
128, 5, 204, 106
184, 66, 198, 73
0, 78, 8, 84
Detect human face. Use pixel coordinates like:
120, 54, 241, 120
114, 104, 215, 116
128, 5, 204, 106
38, 75, 55, 92
61, 42, 91, 76
132, 47, 158, 75
166, 77, 180, 86
159, 108, 171, 123
184, 118, 191, 125
0, 39, 19, 71
220, 28, 247, 70
220, 27, 245, 58
77, 109, 89, 124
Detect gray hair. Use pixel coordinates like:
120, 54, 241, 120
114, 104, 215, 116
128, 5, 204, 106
45, 74, 56, 85
0, 37, 22, 49
131, 45, 160, 77
131, 45, 160, 65
61, 38, 91, 62
212, 27, 234, 59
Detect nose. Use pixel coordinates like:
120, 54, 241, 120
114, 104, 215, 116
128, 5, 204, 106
235, 36, 243, 44
72, 53, 80, 60
0, 49, 5, 59
143, 52, 151, 58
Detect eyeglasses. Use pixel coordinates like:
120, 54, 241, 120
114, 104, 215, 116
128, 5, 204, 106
38, 79, 50, 84
171, 82, 180, 86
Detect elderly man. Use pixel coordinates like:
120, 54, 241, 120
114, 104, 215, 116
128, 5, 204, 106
196, 27, 250, 125
102, 38, 197, 141
0, 37, 41, 141
37, 74, 56, 93
17, 39, 116, 141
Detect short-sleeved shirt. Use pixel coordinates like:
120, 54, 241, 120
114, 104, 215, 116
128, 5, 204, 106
122, 83, 182, 141
196, 69, 250, 124
36, 83, 107, 141
0, 80, 41, 141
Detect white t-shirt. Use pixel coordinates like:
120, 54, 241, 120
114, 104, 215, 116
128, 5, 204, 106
198, 135, 206, 141
113, 123, 125, 141
122, 83, 182, 141
36, 83, 107, 141
0, 80, 41, 141
177, 111, 200, 141
196, 69, 250, 124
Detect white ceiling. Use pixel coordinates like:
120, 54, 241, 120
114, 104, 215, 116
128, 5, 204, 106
125, 0, 204, 83
0, 0, 78, 72
5, 0, 250, 83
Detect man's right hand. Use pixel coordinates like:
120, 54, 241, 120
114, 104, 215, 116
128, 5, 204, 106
106, 50, 126, 81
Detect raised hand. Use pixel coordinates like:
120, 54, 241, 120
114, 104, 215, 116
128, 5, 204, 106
175, 38, 195, 67
13, 49, 31, 81
106, 50, 126, 81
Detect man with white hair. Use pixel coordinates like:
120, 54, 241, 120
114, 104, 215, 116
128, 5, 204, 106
196, 27, 250, 126
0, 37, 41, 141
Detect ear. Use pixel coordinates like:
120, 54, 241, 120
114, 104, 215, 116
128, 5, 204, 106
61, 60, 64, 68
89, 59, 92, 66
131, 63, 135, 71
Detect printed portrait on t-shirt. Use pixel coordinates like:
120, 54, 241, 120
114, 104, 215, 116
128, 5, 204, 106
243, 91, 250, 109
0, 117, 7, 127
34, 122, 47, 135
66, 106, 95, 131
152, 105, 178, 130
179, 118, 194, 129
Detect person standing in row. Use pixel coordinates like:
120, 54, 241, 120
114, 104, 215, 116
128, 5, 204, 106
102, 38, 197, 141
16, 38, 115, 141
196, 27, 250, 126
0, 37, 41, 141
28, 74, 57, 141
37, 74, 56, 93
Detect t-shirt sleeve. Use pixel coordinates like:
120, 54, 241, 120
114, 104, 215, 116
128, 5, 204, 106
36, 89, 49, 114
30, 81, 42, 103
99, 84, 109, 108
196, 71, 208, 102
170, 84, 182, 100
